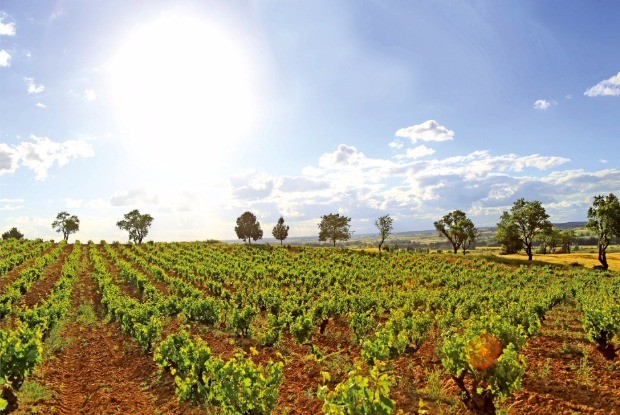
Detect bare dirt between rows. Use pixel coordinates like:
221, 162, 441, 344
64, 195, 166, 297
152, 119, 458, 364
14, 247, 202, 415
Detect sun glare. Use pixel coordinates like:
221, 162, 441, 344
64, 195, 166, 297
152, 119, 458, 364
108, 13, 259, 173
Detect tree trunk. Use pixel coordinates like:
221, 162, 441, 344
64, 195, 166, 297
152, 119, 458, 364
280, 239, 283, 246
453, 245, 458, 254
598, 245, 609, 270
525, 243, 533, 261
333, 239, 336, 247
378, 240, 383, 252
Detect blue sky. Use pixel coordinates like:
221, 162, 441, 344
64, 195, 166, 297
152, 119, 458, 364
1, 0, 619, 241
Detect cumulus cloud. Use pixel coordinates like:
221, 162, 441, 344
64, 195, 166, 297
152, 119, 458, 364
0, 135, 94, 180
110, 189, 159, 206
225, 137, 609, 235
83, 89, 96, 101
0, 50, 10, 67
35, 102, 47, 108
403, 145, 435, 159
25, 77, 45, 94
0, 13, 16, 36
395, 120, 454, 144
230, 170, 275, 200
584, 72, 620, 97
533, 99, 557, 110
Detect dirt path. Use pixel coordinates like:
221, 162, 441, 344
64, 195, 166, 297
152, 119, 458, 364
15, 245, 202, 415
510, 301, 620, 415
19, 244, 73, 309
0, 244, 58, 293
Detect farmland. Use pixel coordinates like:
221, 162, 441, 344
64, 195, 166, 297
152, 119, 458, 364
1, 239, 619, 414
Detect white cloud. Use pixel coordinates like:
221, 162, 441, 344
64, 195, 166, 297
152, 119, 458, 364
0, 135, 94, 180
395, 120, 454, 144
0, 13, 16, 36
533, 99, 557, 110
0, 50, 10, 67
110, 189, 159, 206
584, 72, 620, 97
35, 102, 47, 108
403, 145, 435, 159
599, 159, 608, 164
65, 198, 83, 208
25, 77, 45, 94
83, 89, 96, 101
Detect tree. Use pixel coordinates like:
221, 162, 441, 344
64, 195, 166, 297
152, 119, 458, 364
499, 199, 552, 261
2, 227, 24, 240
540, 228, 563, 254
496, 212, 523, 254
586, 193, 620, 270
235, 211, 263, 244
375, 214, 393, 252
117, 209, 154, 244
272, 216, 289, 245
318, 213, 352, 247
51, 211, 80, 242
433, 210, 478, 254
561, 230, 577, 254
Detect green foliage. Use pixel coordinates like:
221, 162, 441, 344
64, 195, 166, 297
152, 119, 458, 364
51, 211, 80, 242
318, 363, 395, 415
586, 193, 620, 269
497, 199, 551, 260
210, 352, 284, 415
318, 213, 352, 246
348, 312, 375, 344
583, 302, 620, 349
235, 211, 263, 244
154, 330, 284, 413
2, 227, 24, 240
290, 312, 314, 344
231, 306, 258, 338
375, 214, 393, 252
272, 216, 290, 245
116, 209, 154, 244
434, 210, 478, 254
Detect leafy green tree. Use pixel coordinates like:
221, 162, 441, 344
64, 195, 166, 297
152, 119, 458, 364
374, 214, 393, 252
51, 211, 80, 242
117, 209, 154, 244
496, 212, 523, 254
498, 199, 552, 261
318, 213, 352, 247
271, 216, 289, 245
561, 230, 577, 253
540, 228, 563, 253
586, 193, 620, 269
434, 210, 478, 254
2, 227, 24, 240
235, 211, 263, 244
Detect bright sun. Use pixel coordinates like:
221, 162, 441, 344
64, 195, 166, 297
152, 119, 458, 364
108, 13, 259, 173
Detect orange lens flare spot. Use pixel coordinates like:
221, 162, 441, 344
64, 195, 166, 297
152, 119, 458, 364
465, 332, 503, 371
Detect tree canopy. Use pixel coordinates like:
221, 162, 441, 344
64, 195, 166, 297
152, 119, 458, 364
586, 193, 620, 269
235, 211, 263, 244
271, 216, 289, 245
498, 199, 552, 261
434, 210, 478, 254
496, 212, 524, 254
375, 214, 393, 252
318, 213, 352, 247
117, 209, 154, 244
2, 227, 24, 240
51, 211, 80, 242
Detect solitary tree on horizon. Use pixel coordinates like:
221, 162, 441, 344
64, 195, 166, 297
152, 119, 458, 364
375, 214, 393, 252
117, 209, 154, 244
52, 211, 80, 242
272, 216, 289, 245
318, 213, 352, 247
434, 210, 478, 254
235, 211, 263, 244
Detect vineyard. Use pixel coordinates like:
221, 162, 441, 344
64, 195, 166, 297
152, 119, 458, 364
1, 239, 619, 414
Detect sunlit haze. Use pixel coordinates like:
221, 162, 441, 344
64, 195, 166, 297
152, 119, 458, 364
1, 1, 619, 242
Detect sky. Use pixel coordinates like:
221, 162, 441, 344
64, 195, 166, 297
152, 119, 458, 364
1, 0, 619, 242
